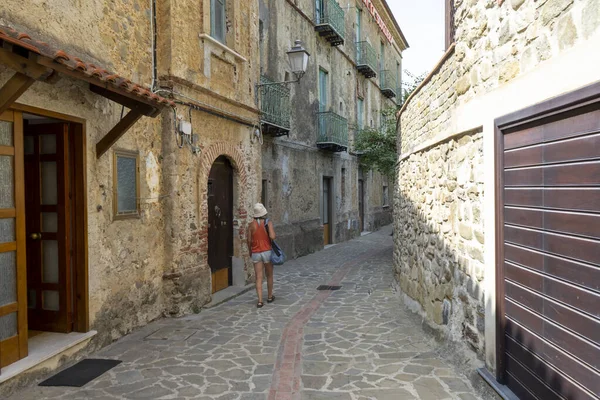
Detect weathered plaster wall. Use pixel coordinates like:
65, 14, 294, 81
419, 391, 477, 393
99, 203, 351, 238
0, 0, 262, 347
258, 0, 400, 256
0, 0, 166, 345
395, 0, 600, 361
157, 0, 261, 315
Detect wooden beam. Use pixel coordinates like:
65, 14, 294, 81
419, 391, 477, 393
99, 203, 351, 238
96, 110, 143, 159
37, 57, 164, 113
0, 47, 54, 81
89, 85, 156, 116
0, 72, 35, 115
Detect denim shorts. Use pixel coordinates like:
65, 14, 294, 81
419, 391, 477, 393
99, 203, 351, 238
251, 251, 272, 264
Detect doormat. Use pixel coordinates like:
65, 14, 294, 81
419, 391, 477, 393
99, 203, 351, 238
317, 285, 342, 291
39, 359, 122, 387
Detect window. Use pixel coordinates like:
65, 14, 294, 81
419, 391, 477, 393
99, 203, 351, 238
357, 98, 364, 129
383, 185, 389, 207
211, 0, 226, 43
341, 168, 346, 201
113, 150, 139, 219
261, 179, 267, 205
316, 0, 324, 24
355, 7, 362, 43
445, 0, 455, 49
319, 68, 329, 112
380, 41, 385, 72
396, 61, 401, 94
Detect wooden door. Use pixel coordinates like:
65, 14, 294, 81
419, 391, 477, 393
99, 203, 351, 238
358, 179, 364, 232
496, 84, 600, 399
208, 156, 233, 294
24, 123, 72, 333
323, 177, 331, 245
0, 111, 28, 369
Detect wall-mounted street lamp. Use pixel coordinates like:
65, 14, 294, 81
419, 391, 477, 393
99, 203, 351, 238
257, 40, 311, 87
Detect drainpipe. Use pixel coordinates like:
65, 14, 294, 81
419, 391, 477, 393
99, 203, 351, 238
150, 0, 158, 92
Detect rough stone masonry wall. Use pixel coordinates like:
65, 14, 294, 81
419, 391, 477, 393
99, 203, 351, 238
401, 0, 600, 152
395, 134, 485, 353
395, 0, 600, 356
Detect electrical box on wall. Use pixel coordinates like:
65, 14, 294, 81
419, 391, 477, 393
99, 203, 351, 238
179, 120, 192, 135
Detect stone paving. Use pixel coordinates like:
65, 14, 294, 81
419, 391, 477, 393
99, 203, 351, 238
9, 226, 486, 400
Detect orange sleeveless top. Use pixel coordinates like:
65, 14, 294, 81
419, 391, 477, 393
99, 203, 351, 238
251, 219, 272, 253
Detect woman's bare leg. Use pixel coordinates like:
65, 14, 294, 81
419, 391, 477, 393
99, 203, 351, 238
265, 262, 274, 299
254, 262, 264, 304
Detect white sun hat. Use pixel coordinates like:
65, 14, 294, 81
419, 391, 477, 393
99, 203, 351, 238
253, 203, 268, 218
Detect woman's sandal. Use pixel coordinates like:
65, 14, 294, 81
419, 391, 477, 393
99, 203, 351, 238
257, 302, 264, 308
267, 295, 275, 303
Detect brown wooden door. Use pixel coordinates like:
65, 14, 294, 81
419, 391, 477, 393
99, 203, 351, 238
208, 156, 233, 294
323, 177, 331, 245
497, 86, 600, 400
358, 179, 364, 232
0, 111, 28, 369
24, 123, 72, 333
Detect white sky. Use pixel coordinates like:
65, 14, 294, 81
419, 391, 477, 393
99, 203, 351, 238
388, 0, 445, 78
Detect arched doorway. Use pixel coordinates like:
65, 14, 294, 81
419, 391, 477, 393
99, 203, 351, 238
207, 156, 234, 293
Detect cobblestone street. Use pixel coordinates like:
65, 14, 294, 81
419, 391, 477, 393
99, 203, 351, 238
9, 226, 486, 400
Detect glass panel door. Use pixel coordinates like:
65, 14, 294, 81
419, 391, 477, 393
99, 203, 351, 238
0, 111, 28, 369
356, 8, 361, 44
319, 69, 328, 112
316, 0, 323, 23
24, 123, 72, 333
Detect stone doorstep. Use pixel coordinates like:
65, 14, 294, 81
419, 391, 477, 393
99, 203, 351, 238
360, 231, 372, 236
0, 330, 97, 386
203, 284, 255, 309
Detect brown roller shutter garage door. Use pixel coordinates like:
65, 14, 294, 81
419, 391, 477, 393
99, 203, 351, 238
495, 82, 600, 400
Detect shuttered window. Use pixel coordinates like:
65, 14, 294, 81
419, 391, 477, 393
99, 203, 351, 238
113, 150, 139, 219
211, 0, 226, 44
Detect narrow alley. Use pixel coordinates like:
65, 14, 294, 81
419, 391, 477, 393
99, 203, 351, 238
8, 226, 489, 400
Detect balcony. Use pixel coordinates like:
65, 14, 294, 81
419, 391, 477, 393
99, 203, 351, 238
258, 75, 291, 136
356, 42, 377, 78
316, 111, 348, 152
379, 70, 398, 99
314, 0, 345, 47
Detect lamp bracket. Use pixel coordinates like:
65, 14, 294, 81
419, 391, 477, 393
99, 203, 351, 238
256, 75, 303, 88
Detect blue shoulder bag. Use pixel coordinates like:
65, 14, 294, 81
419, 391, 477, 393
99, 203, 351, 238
265, 219, 286, 265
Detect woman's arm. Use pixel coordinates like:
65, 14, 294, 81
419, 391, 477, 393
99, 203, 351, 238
247, 225, 253, 255
267, 221, 276, 241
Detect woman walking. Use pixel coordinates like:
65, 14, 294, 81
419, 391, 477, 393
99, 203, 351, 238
247, 203, 276, 308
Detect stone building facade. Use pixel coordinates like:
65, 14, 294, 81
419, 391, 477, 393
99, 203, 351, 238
258, 0, 407, 257
394, 0, 600, 392
0, 0, 260, 393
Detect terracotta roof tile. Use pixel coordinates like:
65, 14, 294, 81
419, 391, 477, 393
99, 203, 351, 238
0, 24, 175, 108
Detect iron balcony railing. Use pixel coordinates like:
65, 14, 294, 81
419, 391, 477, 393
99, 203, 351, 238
314, 0, 346, 46
356, 41, 377, 78
379, 70, 398, 98
259, 75, 291, 134
316, 111, 348, 152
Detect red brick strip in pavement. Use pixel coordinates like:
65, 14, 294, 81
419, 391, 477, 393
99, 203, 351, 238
268, 251, 375, 400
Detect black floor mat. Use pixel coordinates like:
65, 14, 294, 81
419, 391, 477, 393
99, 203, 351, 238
39, 359, 122, 387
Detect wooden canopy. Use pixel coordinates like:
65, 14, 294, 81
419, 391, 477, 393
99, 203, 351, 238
0, 24, 174, 158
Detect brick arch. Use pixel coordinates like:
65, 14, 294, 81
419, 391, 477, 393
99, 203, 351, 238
198, 142, 250, 261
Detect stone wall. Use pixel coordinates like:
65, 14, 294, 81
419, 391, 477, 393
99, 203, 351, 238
395, 0, 600, 359
401, 0, 600, 153
0, 0, 167, 345
395, 133, 485, 353
0, 0, 261, 348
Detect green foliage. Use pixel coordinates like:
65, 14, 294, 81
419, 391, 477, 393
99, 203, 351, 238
402, 70, 428, 104
354, 107, 398, 178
